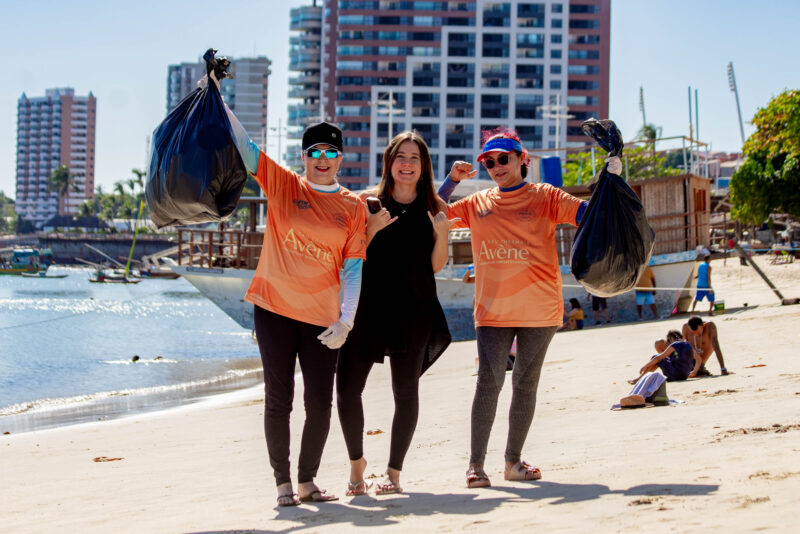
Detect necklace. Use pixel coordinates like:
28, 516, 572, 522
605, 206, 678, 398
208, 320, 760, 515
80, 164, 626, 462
395, 201, 412, 215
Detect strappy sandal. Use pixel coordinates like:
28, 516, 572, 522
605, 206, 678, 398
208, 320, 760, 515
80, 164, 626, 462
276, 493, 300, 507
375, 477, 403, 495
504, 461, 542, 481
345, 479, 374, 496
298, 489, 339, 503
466, 464, 491, 488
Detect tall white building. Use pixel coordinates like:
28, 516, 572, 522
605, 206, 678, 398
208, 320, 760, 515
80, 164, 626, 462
287, 0, 609, 190
167, 56, 272, 142
15, 88, 97, 228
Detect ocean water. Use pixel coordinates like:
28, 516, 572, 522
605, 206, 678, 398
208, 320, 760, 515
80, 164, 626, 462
0, 266, 262, 434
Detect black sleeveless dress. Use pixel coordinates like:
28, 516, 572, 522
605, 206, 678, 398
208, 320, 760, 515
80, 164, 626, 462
344, 195, 451, 375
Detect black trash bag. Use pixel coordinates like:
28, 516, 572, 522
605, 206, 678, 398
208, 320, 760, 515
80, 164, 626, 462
146, 48, 246, 228
569, 119, 655, 297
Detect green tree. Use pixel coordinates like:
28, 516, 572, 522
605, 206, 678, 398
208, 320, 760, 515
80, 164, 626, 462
562, 144, 681, 186
731, 89, 800, 224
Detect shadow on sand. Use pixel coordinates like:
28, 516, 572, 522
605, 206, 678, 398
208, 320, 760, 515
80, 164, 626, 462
186, 480, 718, 533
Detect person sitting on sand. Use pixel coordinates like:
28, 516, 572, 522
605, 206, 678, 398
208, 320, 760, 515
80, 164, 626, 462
627, 330, 699, 385
682, 316, 728, 376
558, 298, 584, 331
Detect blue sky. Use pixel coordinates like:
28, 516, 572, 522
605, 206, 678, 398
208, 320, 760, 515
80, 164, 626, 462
2, 0, 799, 199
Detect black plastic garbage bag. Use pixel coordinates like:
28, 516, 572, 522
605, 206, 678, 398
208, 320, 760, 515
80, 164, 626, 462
146, 49, 246, 228
569, 119, 655, 297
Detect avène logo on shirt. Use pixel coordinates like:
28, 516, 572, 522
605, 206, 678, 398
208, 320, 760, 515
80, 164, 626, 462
283, 228, 333, 264
293, 199, 311, 210
478, 239, 531, 263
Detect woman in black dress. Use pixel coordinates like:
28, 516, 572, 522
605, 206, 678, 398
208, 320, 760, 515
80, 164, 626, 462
336, 131, 455, 495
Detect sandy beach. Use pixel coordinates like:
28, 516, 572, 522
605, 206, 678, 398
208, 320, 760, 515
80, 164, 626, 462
2, 255, 799, 533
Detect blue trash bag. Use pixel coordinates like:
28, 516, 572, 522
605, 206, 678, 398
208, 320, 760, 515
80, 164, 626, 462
146, 49, 247, 228
569, 119, 655, 297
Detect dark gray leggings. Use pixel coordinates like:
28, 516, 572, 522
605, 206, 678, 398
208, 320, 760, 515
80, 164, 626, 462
470, 326, 557, 465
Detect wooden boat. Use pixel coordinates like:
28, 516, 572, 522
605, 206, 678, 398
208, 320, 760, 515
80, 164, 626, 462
20, 270, 68, 279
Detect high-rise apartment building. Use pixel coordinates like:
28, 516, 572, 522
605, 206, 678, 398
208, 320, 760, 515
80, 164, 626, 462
287, 2, 324, 169
288, 0, 609, 189
167, 56, 272, 142
15, 88, 97, 228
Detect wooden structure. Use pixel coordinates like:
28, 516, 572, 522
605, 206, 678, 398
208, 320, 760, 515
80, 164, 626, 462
556, 173, 711, 264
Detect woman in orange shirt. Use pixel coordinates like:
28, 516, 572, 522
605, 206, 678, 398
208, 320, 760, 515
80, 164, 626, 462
438, 128, 601, 488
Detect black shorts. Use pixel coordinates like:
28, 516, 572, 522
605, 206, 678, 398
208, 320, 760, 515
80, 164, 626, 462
591, 296, 607, 311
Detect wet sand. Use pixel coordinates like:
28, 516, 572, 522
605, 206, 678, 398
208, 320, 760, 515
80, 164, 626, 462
2, 255, 799, 533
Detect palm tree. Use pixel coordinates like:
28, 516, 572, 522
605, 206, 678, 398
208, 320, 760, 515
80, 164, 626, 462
48, 164, 72, 215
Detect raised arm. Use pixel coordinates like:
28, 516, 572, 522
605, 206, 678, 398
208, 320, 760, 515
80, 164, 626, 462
224, 104, 260, 176
438, 161, 477, 202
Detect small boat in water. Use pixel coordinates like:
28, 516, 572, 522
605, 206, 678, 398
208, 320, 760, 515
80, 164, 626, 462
20, 269, 68, 279
0, 248, 55, 275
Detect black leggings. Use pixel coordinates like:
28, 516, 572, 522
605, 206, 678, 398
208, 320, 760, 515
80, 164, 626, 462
336, 346, 425, 471
253, 305, 338, 486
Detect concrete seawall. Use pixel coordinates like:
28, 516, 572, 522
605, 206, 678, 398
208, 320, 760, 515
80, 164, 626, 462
36, 234, 176, 264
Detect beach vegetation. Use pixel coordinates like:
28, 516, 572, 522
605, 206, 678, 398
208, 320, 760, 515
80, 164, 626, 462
731, 89, 800, 225
0, 190, 16, 234
78, 169, 151, 233
562, 143, 682, 186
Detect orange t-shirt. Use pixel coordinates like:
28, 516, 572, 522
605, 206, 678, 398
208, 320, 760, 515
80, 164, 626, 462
448, 183, 583, 328
244, 153, 367, 327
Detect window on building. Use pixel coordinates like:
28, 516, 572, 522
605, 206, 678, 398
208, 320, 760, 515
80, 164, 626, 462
551, 34, 562, 43
411, 123, 440, 148
516, 33, 545, 58
413, 63, 441, 87
517, 125, 543, 148
550, 49, 562, 58
568, 80, 599, 91
446, 93, 475, 118
482, 63, 510, 88
412, 93, 440, 117
483, 2, 511, 27
517, 3, 545, 27
551, 18, 562, 28
567, 64, 599, 75
516, 64, 544, 89
515, 94, 543, 119
570, 4, 601, 14
446, 123, 474, 148
568, 49, 600, 59
481, 94, 509, 119
549, 80, 561, 89
482, 33, 510, 57
447, 63, 475, 87
448, 32, 476, 56
569, 19, 601, 29
550, 64, 562, 74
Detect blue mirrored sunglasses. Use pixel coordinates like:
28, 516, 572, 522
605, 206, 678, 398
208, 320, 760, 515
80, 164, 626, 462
305, 148, 340, 159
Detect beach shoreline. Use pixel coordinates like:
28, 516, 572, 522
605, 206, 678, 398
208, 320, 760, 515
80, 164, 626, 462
2, 256, 799, 532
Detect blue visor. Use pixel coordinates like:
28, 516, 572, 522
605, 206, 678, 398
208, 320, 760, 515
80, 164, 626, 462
477, 138, 523, 161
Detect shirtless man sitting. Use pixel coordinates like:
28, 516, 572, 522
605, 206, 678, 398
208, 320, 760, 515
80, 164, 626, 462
682, 316, 728, 376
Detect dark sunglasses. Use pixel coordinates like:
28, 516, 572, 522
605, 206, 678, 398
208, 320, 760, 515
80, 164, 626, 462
482, 153, 510, 169
305, 148, 340, 159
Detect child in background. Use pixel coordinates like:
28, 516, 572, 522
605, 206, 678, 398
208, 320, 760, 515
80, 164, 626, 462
559, 298, 584, 331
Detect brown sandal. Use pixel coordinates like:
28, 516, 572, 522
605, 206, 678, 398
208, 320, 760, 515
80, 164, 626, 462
299, 489, 339, 503
466, 465, 491, 488
276, 493, 300, 507
504, 461, 542, 481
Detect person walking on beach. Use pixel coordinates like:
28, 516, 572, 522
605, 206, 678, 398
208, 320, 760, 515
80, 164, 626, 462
336, 131, 453, 496
635, 265, 659, 320
437, 128, 600, 488
588, 294, 611, 325
208, 72, 367, 506
691, 254, 715, 316
682, 316, 728, 376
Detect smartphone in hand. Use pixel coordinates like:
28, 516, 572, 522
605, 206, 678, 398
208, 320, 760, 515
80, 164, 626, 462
366, 196, 382, 214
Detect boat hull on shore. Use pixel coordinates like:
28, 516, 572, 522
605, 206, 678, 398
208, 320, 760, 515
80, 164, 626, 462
168, 251, 697, 340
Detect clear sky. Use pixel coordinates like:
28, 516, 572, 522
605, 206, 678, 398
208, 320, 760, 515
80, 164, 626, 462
2, 0, 799, 199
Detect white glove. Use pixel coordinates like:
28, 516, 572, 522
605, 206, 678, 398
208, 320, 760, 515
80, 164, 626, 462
317, 320, 351, 350
605, 156, 622, 175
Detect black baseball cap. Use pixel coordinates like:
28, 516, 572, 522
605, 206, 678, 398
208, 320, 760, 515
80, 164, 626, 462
302, 122, 343, 152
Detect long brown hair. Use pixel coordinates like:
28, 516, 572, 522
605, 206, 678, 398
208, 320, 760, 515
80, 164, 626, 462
372, 131, 445, 214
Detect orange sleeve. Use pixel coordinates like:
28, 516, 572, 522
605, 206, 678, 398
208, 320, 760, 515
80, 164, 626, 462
254, 151, 296, 200
547, 185, 583, 226
447, 195, 472, 229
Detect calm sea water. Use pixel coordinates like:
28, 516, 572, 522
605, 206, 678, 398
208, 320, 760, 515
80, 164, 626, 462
0, 267, 262, 434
